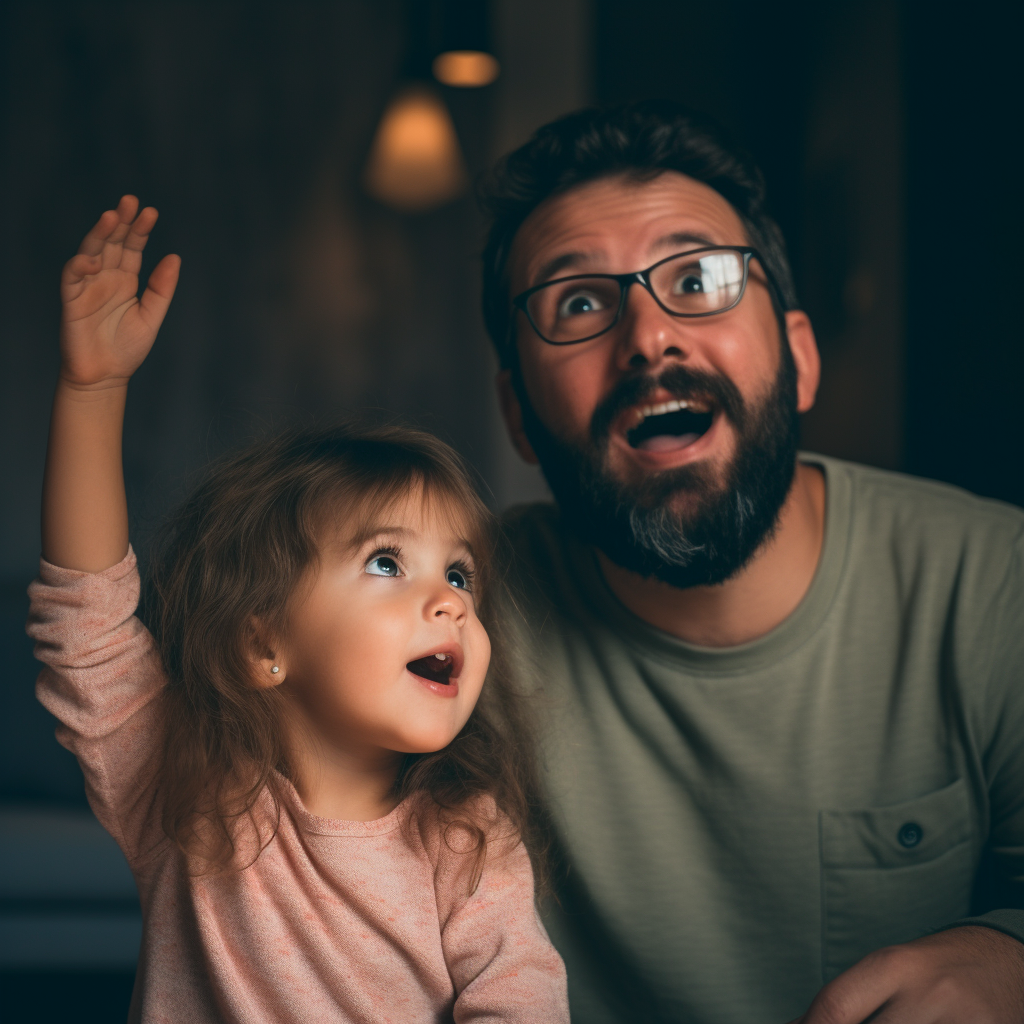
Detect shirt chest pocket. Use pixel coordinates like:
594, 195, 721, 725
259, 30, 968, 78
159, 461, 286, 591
819, 778, 977, 981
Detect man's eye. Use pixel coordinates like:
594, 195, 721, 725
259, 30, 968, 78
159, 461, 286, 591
446, 568, 470, 590
557, 290, 605, 317
674, 273, 705, 295
365, 556, 401, 577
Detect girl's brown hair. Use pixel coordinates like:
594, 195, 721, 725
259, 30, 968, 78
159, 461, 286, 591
146, 423, 544, 881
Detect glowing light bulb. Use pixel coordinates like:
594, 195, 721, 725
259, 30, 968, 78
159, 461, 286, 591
363, 87, 468, 211
432, 50, 500, 88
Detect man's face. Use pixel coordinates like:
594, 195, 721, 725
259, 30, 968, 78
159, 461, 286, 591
502, 171, 819, 587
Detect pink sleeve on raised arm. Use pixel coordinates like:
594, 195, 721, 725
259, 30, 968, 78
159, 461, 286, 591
433, 807, 569, 1024
27, 547, 169, 861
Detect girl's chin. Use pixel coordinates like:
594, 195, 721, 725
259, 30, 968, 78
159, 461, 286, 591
392, 731, 462, 755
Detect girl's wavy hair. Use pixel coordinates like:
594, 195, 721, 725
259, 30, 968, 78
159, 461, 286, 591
480, 99, 799, 367
145, 423, 545, 883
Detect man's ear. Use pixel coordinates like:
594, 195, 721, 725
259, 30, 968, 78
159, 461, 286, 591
784, 310, 821, 414
496, 369, 540, 465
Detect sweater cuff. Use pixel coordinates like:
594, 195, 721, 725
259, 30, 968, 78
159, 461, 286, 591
943, 909, 1024, 946
38, 545, 137, 585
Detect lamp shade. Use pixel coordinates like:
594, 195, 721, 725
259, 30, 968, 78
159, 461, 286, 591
363, 87, 467, 212
433, 50, 500, 88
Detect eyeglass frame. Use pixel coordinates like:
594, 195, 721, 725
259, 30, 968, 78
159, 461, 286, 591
509, 245, 785, 347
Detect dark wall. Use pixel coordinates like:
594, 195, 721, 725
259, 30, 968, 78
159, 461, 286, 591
1, 2, 501, 804
594, 0, 1023, 506
903, 9, 1023, 507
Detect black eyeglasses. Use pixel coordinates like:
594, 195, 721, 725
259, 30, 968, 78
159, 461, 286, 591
511, 246, 779, 346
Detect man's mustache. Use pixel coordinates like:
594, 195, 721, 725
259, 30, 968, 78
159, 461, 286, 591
589, 364, 747, 443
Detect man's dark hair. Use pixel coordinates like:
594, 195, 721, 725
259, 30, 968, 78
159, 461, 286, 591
480, 100, 798, 366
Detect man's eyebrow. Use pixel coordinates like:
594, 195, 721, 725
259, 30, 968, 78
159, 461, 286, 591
654, 231, 719, 250
530, 233, 723, 287
531, 250, 597, 286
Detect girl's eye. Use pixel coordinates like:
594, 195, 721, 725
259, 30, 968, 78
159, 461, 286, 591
446, 568, 470, 590
365, 555, 401, 577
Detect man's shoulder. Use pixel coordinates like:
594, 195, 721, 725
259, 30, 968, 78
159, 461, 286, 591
811, 453, 1024, 541
811, 455, 1024, 603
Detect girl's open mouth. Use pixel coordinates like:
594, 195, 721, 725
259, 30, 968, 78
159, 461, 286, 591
407, 652, 456, 686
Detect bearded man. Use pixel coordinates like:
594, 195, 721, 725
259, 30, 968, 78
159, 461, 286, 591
482, 101, 1024, 1024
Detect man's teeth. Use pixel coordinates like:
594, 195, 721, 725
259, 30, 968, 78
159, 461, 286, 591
434, 653, 447, 661
630, 399, 710, 427
644, 399, 689, 417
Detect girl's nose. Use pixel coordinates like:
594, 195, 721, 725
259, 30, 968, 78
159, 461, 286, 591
426, 584, 467, 626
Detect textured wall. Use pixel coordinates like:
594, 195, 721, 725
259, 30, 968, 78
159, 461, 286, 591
0, 0, 592, 803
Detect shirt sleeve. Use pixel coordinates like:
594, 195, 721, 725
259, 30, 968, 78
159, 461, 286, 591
26, 547, 168, 862
951, 527, 1024, 944
433, 807, 569, 1023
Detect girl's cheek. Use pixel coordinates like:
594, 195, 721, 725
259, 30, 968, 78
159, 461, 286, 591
472, 624, 492, 685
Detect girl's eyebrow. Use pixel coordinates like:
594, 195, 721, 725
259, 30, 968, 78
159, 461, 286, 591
345, 524, 476, 564
348, 526, 413, 550
449, 541, 476, 564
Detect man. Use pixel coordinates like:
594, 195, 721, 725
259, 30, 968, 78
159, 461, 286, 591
481, 101, 1024, 1023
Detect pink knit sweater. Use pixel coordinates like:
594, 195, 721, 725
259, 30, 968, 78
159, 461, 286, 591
28, 550, 568, 1023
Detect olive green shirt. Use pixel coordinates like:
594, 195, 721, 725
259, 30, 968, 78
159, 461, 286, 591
503, 455, 1024, 1024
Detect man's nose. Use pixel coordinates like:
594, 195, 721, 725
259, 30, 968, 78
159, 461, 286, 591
613, 282, 690, 372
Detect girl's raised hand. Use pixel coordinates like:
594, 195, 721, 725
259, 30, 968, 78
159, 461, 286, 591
59, 195, 180, 389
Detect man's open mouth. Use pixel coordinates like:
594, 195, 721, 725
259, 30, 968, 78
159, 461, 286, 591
624, 399, 715, 452
406, 652, 456, 685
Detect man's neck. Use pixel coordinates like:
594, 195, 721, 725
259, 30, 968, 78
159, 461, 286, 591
595, 462, 826, 647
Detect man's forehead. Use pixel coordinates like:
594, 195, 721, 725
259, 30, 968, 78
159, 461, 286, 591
508, 171, 749, 289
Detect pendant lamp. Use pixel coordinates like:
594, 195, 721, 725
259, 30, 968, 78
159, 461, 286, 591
364, 1, 497, 212
364, 85, 467, 211
433, 0, 500, 87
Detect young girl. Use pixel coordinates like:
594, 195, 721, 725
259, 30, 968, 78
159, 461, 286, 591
29, 196, 568, 1023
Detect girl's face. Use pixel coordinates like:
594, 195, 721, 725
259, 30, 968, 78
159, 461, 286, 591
271, 489, 491, 762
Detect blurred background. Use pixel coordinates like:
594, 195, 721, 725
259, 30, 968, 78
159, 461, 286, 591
1, 1, 1021, 1018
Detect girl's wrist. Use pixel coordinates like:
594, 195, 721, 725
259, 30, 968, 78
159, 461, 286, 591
55, 374, 131, 398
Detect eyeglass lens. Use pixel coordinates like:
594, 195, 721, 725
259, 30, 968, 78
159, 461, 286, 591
526, 249, 746, 343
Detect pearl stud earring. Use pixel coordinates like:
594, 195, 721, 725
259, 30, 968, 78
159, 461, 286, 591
271, 665, 280, 674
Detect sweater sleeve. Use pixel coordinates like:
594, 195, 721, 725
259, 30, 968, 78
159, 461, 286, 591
433, 810, 569, 1023
26, 547, 168, 863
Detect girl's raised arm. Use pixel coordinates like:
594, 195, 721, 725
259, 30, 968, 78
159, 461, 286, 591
42, 195, 179, 572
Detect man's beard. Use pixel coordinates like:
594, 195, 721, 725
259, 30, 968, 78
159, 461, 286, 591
516, 346, 801, 589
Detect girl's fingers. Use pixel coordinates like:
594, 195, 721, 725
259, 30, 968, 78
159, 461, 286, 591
137, 253, 181, 330
102, 204, 136, 268
76, 209, 121, 256
114, 194, 139, 222
60, 252, 102, 291
123, 207, 158, 253
64, 196, 169, 302
120, 207, 159, 276
76, 196, 141, 266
